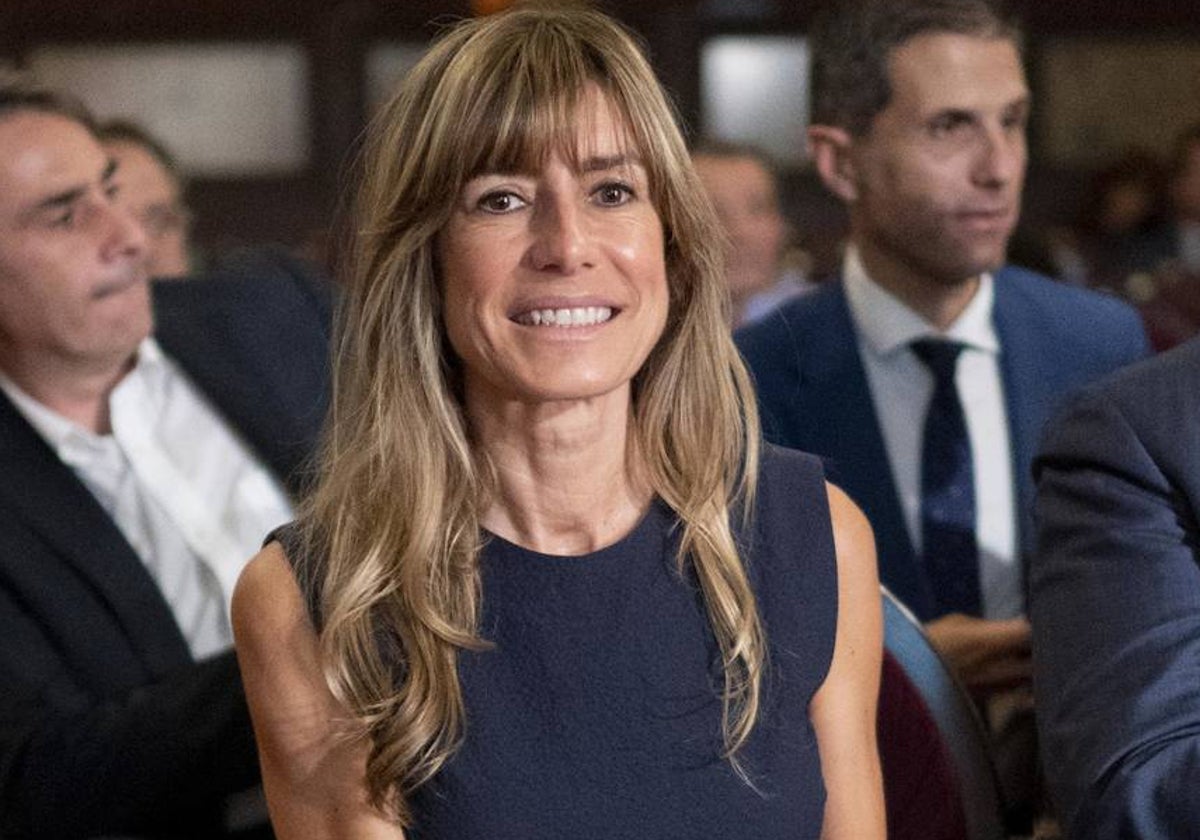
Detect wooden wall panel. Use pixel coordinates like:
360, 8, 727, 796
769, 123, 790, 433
2, 0, 1197, 264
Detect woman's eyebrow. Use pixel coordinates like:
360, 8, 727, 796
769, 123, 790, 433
579, 153, 642, 173
467, 153, 643, 181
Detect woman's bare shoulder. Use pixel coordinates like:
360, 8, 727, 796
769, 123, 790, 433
232, 540, 311, 647
824, 481, 875, 575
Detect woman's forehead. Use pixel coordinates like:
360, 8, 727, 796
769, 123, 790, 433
569, 91, 638, 157
468, 85, 644, 176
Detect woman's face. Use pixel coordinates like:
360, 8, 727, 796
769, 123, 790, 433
438, 87, 669, 410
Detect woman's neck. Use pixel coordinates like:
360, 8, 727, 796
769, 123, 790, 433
468, 388, 652, 556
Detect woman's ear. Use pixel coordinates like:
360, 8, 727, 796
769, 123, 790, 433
808, 125, 859, 204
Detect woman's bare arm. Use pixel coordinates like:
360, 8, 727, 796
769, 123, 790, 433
232, 543, 404, 839
811, 483, 885, 839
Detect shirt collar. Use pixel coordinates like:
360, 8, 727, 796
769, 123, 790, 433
118, 337, 171, 402
0, 338, 168, 461
843, 244, 1000, 359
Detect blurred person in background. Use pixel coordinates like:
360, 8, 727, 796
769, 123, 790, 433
1073, 150, 1172, 288
692, 141, 813, 326
1166, 123, 1200, 273
1032, 334, 1200, 837
1071, 132, 1200, 351
1138, 125, 1200, 347
98, 118, 193, 278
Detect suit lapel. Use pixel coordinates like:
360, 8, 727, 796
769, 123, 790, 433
0, 395, 192, 677
154, 279, 295, 484
152, 273, 328, 498
798, 284, 935, 616
992, 271, 1045, 563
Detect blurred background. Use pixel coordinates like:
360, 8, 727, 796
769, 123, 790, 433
6, 0, 1198, 345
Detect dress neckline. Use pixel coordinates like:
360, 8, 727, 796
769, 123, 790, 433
482, 497, 671, 566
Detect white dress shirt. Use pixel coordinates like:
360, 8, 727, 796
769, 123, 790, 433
843, 247, 1021, 619
0, 339, 294, 658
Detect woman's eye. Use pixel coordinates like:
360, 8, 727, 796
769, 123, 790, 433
478, 191, 526, 213
593, 182, 633, 206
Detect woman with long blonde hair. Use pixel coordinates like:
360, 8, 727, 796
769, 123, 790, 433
233, 5, 883, 838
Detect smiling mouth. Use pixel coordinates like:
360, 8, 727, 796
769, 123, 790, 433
512, 306, 615, 327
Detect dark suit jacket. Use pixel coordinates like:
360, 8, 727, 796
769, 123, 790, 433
1031, 336, 1200, 838
0, 249, 333, 839
735, 266, 1148, 621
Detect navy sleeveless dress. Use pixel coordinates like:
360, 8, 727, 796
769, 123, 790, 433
279, 444, 837, 839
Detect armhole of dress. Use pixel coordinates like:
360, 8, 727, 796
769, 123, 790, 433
811, 464, 839, 688
265, 521, 324, 631
761, 444, 840, 687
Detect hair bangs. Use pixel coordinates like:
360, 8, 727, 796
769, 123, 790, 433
449, 21, 639, 181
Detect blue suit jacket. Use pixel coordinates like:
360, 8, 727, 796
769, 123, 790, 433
735, 266, 1148, 620
1031, 336, 1200, 837
0, 249, 333, 838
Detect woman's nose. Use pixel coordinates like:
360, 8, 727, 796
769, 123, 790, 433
527, 196, 591, 274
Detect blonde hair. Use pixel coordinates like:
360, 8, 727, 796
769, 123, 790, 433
301, 4, 764, 823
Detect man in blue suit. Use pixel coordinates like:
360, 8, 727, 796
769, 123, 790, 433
735, 0, 1147, 826
738, 0, 1146, 684
0, 78, 331, 837
1031, 335, 1200, 837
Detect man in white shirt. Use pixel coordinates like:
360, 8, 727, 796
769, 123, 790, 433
0, 76, 331, 838
735, 0, 1147, 830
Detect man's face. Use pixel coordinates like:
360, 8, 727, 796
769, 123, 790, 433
0, 112, 151, 378
848, 33, 1029, 289
104, 139, 191, 278
692, 154, 787, 306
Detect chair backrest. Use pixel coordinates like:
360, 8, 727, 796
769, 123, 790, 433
881, 586, 1007, 840
879, 649, 968, 840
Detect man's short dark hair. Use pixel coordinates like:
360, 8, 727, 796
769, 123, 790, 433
809, 0, 1022, 137
0, 71, 96, 132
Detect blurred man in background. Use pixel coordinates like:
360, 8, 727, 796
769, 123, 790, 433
99, 118, 193, 278
692, 141, 812, 326
1032, 334, 1200, 837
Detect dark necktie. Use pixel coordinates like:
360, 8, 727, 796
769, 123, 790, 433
911, 339, 981, 616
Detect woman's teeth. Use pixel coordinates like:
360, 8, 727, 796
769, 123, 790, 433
514, 306, 614, 327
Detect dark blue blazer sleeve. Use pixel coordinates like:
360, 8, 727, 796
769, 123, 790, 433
1031, 341, 1200, 838
153, 245, 336, 497
0, 643, 259, 837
